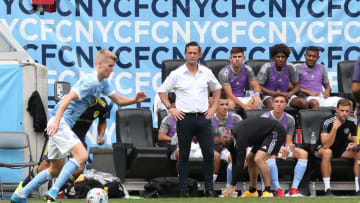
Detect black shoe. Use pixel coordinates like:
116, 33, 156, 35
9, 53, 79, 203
180, 191, 190, 198
205, 190, 215, 197
354, 190, 360, 196
324, 189, 335, 196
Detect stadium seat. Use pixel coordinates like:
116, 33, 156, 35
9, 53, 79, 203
203, 59, 230, 80
244, 59, 270, 76
161, 59, 186, 82
244, 59, 270, 90
337, 60, 356, 100
115, 108, 170, 179
298, 109, 354, 181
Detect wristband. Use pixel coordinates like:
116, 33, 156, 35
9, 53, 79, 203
255, 92, 261, 96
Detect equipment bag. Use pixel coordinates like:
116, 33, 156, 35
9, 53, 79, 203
143, 177, 199, 198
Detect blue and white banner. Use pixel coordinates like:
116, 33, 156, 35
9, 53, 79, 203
0, 0, 359, 148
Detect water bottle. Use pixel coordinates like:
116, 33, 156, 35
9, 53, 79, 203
295, 129, 303, 144
310, 131, 316, 144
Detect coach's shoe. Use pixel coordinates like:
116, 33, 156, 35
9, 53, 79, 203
324, 189, 334, 196
10, 193, 27, 203
43, 189, 58, 202
286, 188, 303, 197
14, 181, 24, 194
240, 190, 258, 197
275, 188, 285, 197
261, 191, 274, 197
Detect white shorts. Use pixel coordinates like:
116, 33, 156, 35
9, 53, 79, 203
47, 117, 81, 160
236, 96, 253, 105
220, 148, 231, 163
306, 96, 342, 108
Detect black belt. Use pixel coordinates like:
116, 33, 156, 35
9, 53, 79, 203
184, 112, 205, 116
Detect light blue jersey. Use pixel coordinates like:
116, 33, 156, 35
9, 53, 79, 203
51, 71, 114, 128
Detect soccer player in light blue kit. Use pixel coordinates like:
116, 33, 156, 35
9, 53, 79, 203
11, 50, 147, 203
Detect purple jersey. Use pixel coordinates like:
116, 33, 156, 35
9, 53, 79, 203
299, 63, 323, 93
226, 64, 247, 97
263, 62, 289, 92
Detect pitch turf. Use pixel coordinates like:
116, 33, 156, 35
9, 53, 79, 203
2, 197, 360, 203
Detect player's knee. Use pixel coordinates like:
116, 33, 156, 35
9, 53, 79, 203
296, 148, 308, 159
322, 149, 332, 159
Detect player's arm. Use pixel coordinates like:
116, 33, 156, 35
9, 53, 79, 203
321, 122, 339, 148
97, 119, 106, 145
322, 83, 331, 98
223, 85, 247, 109
109, 92, 146, 106
46, 90, 78, 136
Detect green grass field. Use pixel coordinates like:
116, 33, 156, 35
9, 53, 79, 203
2, 197, 360, 203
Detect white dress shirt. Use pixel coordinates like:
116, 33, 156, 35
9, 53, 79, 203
157, 63, 221, 113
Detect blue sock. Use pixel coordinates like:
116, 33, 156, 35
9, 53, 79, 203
266, 158, 280, 190
259, 173, 265, 190
52, 158, 80, 191
226, 164, 232, 186
20, 169, 52, 197
291, 159, 308, 189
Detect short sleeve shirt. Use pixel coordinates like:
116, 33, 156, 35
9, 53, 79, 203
257, 62, 298, 85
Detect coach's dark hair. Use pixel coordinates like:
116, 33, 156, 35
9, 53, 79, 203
270, 43, 290, 58
185, 41, 201, 53
230, 47, 245, 55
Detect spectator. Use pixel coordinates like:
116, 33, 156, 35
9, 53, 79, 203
260, 94, 308, 197
257, 43, 307, 109
314, 99, 358, 196
295, 46, 342, 109
218, 47, 262, 109
157, 41, 221, 197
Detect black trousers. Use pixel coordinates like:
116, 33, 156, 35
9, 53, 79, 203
177, 114, 214, 192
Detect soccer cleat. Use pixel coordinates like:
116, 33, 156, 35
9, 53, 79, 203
261, 191, 274, 197
275, 188, 285, 197
10, 193, 27, 203
14, 181, 24, 194
324, 189, 334, 196
287, 188, 303, 197
43, 189, 58, 202
240, 190, 259, 197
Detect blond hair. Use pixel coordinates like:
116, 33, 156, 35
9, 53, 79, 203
95, 50, 117, 65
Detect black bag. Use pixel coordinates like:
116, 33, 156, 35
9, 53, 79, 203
105, 181, 125, 198
74, 179, 103, 198
74, 179, 125, 198
143, 177, 198, 198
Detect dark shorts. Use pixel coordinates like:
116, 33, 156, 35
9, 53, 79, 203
250, 126, 285, 156
314, 144, 347, 158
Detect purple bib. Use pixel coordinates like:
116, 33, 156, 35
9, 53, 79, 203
168, 115, 177, 138
299, 63, 323, 93
212, 112, 235, 130
265, 111, 288, 132
227, 64, 247, 97
264, 62, 289, 92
